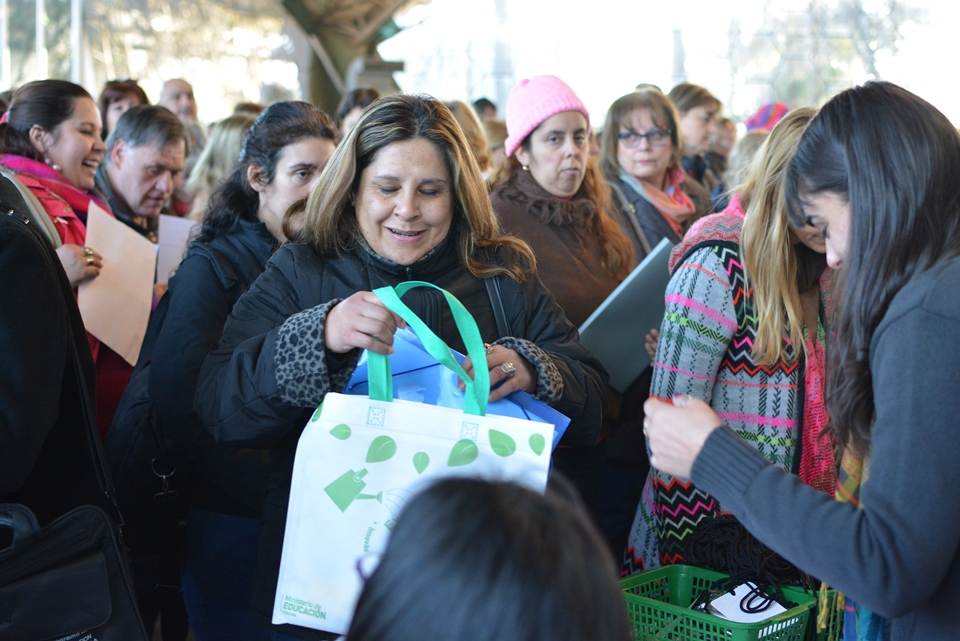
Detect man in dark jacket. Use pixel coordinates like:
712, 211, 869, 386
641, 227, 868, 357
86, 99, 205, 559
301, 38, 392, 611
95, 105, 187, 242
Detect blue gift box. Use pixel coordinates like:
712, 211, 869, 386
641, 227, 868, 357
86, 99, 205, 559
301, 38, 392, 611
344, 327, 569, 450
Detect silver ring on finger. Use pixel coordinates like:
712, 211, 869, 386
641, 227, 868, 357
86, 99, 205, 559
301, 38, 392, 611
499, 361, 516, 379
83, 246, 94, 257
484, 343, 494, 355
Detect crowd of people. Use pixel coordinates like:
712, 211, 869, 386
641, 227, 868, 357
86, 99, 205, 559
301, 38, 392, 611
1, 70, 958, 641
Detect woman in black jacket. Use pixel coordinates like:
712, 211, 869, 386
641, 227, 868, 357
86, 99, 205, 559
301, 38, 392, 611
195, 94, 608, 640
147, 102, 338, 640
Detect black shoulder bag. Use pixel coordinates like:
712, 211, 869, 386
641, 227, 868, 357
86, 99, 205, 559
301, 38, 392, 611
0, 195, 148, 641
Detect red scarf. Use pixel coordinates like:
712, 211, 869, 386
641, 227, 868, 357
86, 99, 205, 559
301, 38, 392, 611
0, 154, 109, 218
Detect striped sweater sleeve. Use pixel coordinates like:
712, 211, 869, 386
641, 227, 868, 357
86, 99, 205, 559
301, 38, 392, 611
651, 244, 737, 405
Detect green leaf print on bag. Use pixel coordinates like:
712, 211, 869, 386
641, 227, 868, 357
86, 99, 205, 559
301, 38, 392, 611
309, 406, 324, 422
529, 433, 546, 456
489, 430, 516, 457
366, 435, 397, 463
413, 452, 430, 475
330, 424, 352, 440
447, 439, 479, 467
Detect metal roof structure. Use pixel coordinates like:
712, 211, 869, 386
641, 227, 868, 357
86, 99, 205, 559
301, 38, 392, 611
279, 0, 419, 111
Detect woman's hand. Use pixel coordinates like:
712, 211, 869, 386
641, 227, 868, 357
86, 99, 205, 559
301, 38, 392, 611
643, 395, 722, 480
645, 328, 660, 361
56, 244, 102, 287
324, 291, 406, 355
460, 344, 536, 402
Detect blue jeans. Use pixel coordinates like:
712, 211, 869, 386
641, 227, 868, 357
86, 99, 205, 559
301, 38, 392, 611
180, 507, 271, 641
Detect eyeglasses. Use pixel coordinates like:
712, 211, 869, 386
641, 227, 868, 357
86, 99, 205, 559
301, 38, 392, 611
617, 129, 672, 148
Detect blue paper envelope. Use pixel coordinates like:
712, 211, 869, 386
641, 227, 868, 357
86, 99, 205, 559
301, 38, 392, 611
344, 327, 569, 450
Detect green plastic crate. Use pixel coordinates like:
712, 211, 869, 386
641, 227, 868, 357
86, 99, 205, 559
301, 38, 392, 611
621, 565, 816, 641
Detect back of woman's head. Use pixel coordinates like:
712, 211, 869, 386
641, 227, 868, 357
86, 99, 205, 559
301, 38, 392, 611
738, 107, 816, 366
445, 99, 492, 172
667, 82, 720, 115
0, 80, 92, 161
786, 81, 960, 456
186, 112, 258, 197
347, 478, 632, 641
197, 101, 337, 244
335, 87, 381, 129
600, 89, 683, 180
722, 131, 768, 196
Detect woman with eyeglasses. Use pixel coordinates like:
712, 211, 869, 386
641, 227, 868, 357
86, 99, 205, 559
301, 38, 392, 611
600, 89, 712, 249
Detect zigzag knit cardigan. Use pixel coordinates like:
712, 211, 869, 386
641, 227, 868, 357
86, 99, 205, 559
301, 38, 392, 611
625, 209, 833, 573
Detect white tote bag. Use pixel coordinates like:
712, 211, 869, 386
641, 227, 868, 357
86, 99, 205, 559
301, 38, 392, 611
271, 282, 555, 634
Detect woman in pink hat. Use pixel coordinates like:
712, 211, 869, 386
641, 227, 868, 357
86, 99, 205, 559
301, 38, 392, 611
488, 75, 650, 538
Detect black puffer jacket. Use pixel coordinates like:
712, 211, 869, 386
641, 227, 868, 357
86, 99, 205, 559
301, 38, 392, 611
148, 218, 277, 515
195, 236, 608, 636
0, 208, 103, 525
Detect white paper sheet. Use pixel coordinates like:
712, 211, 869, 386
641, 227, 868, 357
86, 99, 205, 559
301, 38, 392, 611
78, 202, 157, 366
157, 214, 200, 285
709, 583, 788, 623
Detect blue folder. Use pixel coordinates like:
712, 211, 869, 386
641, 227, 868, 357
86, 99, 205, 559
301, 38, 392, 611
344, 327, 569, 450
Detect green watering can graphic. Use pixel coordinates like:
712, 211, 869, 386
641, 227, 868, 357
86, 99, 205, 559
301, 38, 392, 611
324, 468, 383, 512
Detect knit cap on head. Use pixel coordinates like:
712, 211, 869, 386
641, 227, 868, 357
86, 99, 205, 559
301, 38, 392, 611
745, 102, 790, 132
504, 75, 590, 158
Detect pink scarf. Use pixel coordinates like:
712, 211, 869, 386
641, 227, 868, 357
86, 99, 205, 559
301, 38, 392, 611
620, 167, 697, 237
0, 154, 110, 247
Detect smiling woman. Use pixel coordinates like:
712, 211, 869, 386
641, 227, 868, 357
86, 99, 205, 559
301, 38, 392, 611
194, 93, 609, 637
0, 80, 110, 287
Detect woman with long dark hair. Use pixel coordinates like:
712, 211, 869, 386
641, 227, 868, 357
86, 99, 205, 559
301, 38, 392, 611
643, 81, 960, 640
143, 101, 339, 639
347, 478, 632, 641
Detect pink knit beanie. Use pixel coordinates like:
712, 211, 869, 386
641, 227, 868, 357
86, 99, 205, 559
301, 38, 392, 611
503, 75, 590, 158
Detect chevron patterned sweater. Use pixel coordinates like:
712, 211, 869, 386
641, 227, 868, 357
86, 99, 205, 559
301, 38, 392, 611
626, 210, 831, 571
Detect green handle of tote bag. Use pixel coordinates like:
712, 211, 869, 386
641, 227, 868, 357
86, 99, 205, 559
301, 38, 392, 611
367, 281, 490, 416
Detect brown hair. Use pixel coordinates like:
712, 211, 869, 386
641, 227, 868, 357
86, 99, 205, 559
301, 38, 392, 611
600, 89, 684, 180
667, 83, 721, 115
97, 79, 150, 139
298, 94, 536, 283
445, 100, 492, 173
